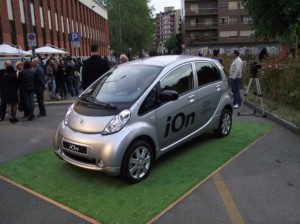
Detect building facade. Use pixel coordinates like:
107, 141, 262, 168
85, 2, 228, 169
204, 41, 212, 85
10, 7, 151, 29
0, 0, 109, 57
153, 7, 181, 54
182, 0, 278, 55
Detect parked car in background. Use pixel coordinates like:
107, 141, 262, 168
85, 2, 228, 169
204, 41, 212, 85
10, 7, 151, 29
53, 55, 233, 183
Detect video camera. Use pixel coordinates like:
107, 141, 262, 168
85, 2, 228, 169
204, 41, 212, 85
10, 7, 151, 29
250, 62, 261, 78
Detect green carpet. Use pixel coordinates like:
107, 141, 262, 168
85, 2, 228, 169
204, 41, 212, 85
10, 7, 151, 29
0, 120, 273, 224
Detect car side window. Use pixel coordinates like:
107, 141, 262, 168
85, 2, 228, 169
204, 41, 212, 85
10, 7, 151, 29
139, 87, 157, 115
195, 62, 221, 87
160, 64, 194, 95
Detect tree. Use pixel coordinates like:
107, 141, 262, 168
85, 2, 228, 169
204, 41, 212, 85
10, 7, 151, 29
164, 34, 182, 54
242, 0, 300, 56
104, 0, 154, 57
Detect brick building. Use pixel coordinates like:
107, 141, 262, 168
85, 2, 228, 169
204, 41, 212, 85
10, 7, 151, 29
0, 0, 109, 57
182, 0, 279, 55
153, 7, 181, 54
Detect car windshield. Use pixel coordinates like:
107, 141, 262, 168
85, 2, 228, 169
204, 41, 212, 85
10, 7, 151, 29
81, 65, 162, 104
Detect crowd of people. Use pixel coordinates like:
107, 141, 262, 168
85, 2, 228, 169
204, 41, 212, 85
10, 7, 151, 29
0, 43, 112, 124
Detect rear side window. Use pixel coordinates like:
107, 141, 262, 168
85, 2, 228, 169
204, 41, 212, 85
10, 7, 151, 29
160, 64, 194, 95
195, 62, 221, 87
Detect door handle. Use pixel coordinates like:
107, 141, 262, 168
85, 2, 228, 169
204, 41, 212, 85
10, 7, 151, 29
216, 85, 221, 91
188, 95, 195, 103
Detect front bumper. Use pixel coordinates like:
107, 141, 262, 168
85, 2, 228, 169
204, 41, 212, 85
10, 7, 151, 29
53, 121, 134, 176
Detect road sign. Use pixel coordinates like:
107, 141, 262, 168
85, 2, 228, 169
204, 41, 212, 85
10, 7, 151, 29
70, 32, 80, 48
27, 33, 37, 47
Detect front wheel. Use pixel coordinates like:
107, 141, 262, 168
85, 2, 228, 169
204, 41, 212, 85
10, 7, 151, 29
214, 108, 232, 138
120, 140, 153, 184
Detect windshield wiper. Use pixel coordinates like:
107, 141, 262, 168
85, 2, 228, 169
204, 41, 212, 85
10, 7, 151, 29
79, 95, 116, 109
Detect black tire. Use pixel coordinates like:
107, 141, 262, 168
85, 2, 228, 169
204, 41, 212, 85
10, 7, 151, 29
214, 108, 232, 138
120, 140, 153, 184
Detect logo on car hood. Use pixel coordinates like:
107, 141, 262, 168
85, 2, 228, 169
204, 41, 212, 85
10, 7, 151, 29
79, 116, 87, 126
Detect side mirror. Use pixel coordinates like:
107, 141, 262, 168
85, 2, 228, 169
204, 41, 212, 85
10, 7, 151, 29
160, 90, 178, 102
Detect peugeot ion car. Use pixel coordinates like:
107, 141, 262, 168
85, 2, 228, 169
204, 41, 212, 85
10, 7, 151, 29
53, 55, 232, 183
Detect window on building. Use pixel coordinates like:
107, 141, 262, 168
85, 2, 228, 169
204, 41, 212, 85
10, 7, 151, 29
240, 30, 255, 37
61, 16, 64, 33
228, 2, 238, 10
19, 0, 25, 23
204, 17, 213, 26
22, 24, 28, 49
219, 2, 228, 10
39, 7, 44, 28
190, 4, 199, 14
42, 28, 46, 45
219, 17, 229, 24
219, 31, 238, 38
190, 18, 197, 27
6, 0, 13, 20
242, 16, 253, 24
9, 21, 17, 44
48, 10, 52, 30
229, 17, 238, 24
55, 13, 58, 32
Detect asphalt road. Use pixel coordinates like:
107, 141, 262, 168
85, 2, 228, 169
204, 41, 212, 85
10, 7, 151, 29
0, 103, 300, 224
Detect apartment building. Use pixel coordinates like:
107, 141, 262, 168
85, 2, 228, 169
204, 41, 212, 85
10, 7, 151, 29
182, 0, 278, 55
0, 0, 109, 56
153, 7, 181, 54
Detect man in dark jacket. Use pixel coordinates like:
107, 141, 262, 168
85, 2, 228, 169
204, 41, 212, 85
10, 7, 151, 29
18, 60, 36, 120
32, 57, 47, 117
0, 60, 12, 121
81, 43, 110, 90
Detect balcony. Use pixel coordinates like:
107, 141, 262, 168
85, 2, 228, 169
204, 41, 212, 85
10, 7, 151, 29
185, 22, 218, 31
185, 36, 218, 45
185, 8, 218, 16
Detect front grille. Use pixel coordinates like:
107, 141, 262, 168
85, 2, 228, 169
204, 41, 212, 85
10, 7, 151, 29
64, 151, 96, 165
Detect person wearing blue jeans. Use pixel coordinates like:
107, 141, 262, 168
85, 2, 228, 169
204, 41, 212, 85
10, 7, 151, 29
229, 50, 243, 109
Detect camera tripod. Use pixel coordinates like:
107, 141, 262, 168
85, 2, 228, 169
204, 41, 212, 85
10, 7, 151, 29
237, 74, 267, 117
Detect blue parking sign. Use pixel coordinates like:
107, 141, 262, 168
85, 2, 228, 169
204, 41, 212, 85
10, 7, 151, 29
70, 32, 80, 48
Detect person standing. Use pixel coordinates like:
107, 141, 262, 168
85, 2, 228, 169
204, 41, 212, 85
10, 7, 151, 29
18, 61, 36, 121
32, 57, 47, 117
229, 50, 243, 109
119, 54, 129, 64
65, 56, 77, 97
0, 60, 12, 121
81, 43, 110, 90
56, 58, 68, 100
2, 65, 19, 123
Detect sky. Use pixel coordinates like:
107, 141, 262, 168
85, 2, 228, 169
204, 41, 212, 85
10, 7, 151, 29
149, 0, 181, 14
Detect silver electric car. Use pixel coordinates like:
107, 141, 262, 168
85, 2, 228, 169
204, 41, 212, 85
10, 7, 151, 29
53, 55, 232, 183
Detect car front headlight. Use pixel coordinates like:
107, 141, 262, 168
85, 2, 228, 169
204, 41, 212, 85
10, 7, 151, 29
103, 109, 131, 135
64, 104, 74, 126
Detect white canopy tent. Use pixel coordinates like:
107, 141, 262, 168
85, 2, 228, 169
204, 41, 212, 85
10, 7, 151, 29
0, 43, 31, 56
26, 45, 68, 55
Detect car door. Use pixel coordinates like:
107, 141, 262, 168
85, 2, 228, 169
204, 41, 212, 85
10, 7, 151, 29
156, 63, 198, 149
195, 62, 223, 127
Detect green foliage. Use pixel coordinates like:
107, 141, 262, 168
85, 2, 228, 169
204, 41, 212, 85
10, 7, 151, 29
106, 0, 154, 56
164, 34, 182, 55
242, 0, 300, 46
223, 55, 300, 128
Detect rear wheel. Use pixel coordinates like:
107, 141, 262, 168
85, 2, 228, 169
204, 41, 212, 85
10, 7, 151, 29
121, 140, 153, 184
214, 108, 232, 137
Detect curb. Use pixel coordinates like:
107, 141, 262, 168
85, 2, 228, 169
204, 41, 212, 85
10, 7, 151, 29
243, 101, 300, 136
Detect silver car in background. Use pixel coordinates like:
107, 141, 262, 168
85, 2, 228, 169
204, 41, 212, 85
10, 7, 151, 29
53, 55, 232, 183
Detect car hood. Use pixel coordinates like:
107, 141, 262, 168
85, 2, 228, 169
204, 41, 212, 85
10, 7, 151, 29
67, 110, 113, 134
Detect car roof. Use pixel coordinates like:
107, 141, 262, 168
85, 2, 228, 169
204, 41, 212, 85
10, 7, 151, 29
123, 55, 219, 68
